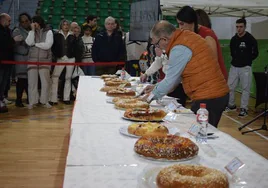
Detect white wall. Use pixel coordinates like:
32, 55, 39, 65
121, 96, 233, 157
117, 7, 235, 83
211, 16, 268, 39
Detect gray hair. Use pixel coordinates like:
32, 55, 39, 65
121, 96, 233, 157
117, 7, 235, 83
59, 19, 71, 30
105, 16, 115, 25
150, 20, 176, 38
0, 13, 10, 21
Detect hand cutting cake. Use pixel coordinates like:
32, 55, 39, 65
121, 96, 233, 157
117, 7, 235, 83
156, 164, 229, 188
106, 88, 136, 97
124, 108, 167, 121
134, 134, 199, 160
128, 122, 168, 136
115, 99, 149, 109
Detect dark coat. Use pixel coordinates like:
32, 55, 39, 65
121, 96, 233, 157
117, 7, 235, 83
92, 31, 124, 62
0, 25, 14, 68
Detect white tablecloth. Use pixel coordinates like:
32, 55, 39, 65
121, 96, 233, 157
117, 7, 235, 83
64, 76, 268, 188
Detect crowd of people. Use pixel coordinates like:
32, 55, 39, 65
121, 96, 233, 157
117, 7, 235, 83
0, 5, 259, 128
0, 13, 125, 113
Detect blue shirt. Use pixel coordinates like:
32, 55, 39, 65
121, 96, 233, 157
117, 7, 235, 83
152, 45, 192, 99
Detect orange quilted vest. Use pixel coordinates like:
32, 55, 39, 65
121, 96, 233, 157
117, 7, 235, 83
166, 29, 229, 101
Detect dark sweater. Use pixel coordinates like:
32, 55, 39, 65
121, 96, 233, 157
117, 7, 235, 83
230, 32, 259, 67
92, 31, 124, 62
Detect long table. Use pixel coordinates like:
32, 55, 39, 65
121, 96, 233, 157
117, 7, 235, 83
63, 76, 268, 188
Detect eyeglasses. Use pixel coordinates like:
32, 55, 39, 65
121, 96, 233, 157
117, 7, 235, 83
154, 38, 163, 48
178, 21, 184, 26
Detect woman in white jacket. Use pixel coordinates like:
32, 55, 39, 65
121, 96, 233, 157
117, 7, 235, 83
25, 16, 53, 109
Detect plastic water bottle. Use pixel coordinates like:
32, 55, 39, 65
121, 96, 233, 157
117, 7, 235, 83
121, 67, 126, 80
196, 103, 209, 144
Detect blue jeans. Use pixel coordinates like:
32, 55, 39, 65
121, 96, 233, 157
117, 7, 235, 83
83, 66, 96, 76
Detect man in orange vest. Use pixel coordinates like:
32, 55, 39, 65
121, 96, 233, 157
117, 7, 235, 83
144, 20, 229, 128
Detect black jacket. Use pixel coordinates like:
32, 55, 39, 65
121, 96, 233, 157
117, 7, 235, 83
230, 32, 259, 67
0, 25, 14, 68
52, 32, 83, 61
74, 36, 84, 63
92, 31, 124, 62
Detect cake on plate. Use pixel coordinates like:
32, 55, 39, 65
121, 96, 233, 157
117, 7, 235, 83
100, 74, 118, 79
128, 122, 168, 136
115, 99, 149, 109
106, 88, 136, 97
156, 164, 229, 188
105, 81, 131, 87
124, 108, 167, 121
134, 134, 199, 160
100, 86, 118, 92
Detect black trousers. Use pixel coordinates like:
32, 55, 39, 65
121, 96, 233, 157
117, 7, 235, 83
16, 78, 28, 103
0, 65, 11, 101
191, 93, 229, 128
167, 83, 187, 107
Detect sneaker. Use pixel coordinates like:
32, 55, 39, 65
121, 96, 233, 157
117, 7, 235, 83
63, 101, 71, 105
43, 103, 52, 109
15, 102, 25, 108
49, 102, 58, 106
28, 104, 33, 110
238, 108, 248, 117
3, 98, 12, 105
0, 101, 8, 113
225, 105, 237, 112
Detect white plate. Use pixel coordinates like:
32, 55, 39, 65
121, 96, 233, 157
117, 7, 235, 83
137, 166, 161, 188
150, 96, 180, 107
119, 126, 180, 138
137, 164, 234, 188
136, 153, 198, 162
106, 98, 114, 104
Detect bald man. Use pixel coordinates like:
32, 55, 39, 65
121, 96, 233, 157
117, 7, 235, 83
0, 13, 22, 112
70, 22, 78, 31
144, 21, 229, 127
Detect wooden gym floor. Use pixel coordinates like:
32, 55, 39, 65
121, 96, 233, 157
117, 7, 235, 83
0, 86, 267, 188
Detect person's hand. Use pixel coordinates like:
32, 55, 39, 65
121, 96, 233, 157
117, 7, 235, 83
155, 47, 163, 57
13, 35, 23, 42
144, 85, 155, 94
31, 23, 36, 31
140, 73, 147, 83
141, 93, 150, 102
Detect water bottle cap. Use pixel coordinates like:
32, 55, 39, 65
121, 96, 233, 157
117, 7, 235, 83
200, 103, 206, 108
